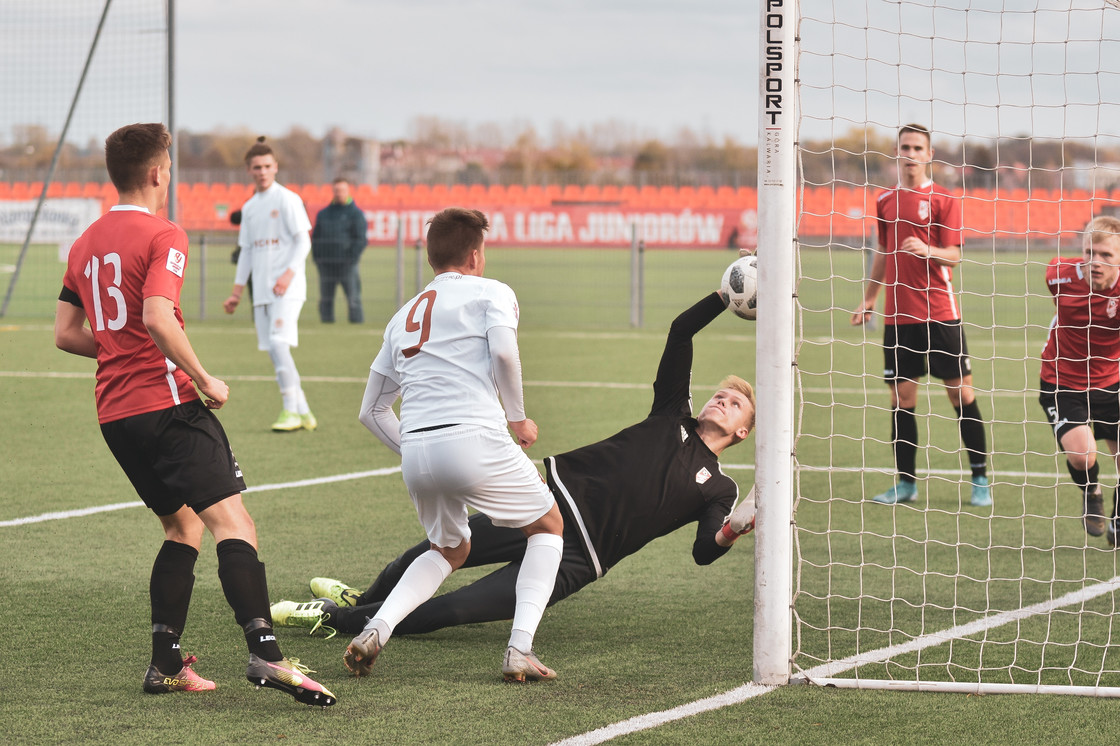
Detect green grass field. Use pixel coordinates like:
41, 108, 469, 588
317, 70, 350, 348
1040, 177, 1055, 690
3, 243, 1120, 744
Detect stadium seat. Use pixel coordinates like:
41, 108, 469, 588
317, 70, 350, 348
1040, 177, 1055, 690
448, 184, 468, 203
524, 185, 545, 205
81, 182, 102, 198
0, 183, 11, 200
601, 184, 621, 202
582, 184, 602, 202
430, 184, 449, 202
486, 184, 507, 204
561, 184, 582, 202
504, 184, 525, 204
63, 182, 82, 197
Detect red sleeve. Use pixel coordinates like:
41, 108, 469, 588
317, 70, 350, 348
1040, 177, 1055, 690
142, 224, 189, 303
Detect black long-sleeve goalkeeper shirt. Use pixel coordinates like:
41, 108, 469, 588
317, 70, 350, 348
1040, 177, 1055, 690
545, 292, 740, 577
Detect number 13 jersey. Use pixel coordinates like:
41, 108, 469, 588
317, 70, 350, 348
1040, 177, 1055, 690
371, 272, 520, 433
62, 206, 198, 423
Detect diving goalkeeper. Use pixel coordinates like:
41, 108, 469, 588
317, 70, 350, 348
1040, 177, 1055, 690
271, 291, 757, 636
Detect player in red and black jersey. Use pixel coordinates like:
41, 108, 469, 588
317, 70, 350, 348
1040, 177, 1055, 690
1039, 216, 1120, 543
269, 292, 758, 637
852, 124, 990, 508
54, 123, 336, 706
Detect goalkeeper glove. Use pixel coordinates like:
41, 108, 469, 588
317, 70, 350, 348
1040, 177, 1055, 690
720, 484, 756, 542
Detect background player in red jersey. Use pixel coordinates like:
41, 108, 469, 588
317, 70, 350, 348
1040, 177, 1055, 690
54, 123, 336, 706
851, 124, 991, 507
1039, 216, 1120, 543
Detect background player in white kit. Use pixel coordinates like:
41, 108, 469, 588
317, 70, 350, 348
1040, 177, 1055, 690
223, 137, 317, 432
345, 207, 565, 682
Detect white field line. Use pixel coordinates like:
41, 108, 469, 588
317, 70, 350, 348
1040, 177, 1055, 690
0, 466, 402, 527
5, 460, 1076, 528
551, 576, 1120, 746
0, 369, 1059, 401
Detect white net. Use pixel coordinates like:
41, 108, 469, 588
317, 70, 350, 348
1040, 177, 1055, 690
793, 0, 1120, 693
0, 0, 166, 316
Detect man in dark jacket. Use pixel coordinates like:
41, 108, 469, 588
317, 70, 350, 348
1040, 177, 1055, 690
311, 177, 368, 323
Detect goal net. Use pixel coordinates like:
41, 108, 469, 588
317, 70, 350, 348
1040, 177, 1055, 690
773, 0, 1120, 696
0, 0, 166, 317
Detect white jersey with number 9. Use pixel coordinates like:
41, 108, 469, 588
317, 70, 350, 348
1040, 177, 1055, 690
371, 272, 520, 434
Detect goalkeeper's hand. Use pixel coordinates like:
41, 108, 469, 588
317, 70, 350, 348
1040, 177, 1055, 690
719, 485, 756, 544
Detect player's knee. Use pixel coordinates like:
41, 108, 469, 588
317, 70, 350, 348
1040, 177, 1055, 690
1066, 452, 1096, 472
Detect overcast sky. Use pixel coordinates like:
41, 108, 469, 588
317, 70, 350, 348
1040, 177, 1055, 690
3, 0, 1118, 149
175, 0, 758, 143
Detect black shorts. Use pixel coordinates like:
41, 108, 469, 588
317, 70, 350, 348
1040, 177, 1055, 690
1038, 380, 1120, 445
100, 400, 247, 517
883, 320, 972, 383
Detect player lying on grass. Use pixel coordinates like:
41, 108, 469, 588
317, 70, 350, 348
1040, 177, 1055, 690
270, 290, 757, 639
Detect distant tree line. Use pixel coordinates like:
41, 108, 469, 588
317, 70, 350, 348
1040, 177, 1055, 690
2, 119, 1116, 191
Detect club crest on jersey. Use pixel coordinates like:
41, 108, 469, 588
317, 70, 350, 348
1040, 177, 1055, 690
918, 200, 929, 221
680, 425, 689, 442
271, 209, 280, 218
165, 248, 185, 277
1109, 298, 1118, 319
695, 467, 712, 485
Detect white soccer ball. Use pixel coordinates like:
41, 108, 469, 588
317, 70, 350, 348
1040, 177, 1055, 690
720, 254, 758, 320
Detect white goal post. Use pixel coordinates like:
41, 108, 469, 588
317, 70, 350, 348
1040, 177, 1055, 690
756, 0, 1120, 696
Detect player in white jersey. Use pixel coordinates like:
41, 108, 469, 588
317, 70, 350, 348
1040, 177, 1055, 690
344, 207, 565, 682
222, 137, 316, 432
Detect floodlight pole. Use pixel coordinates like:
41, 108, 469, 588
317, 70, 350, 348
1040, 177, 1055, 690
753, 0, 798, 686
1, 0, 113, 317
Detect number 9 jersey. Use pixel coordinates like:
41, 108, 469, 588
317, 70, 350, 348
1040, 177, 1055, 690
61, 205, 198, 423
371, 272, 520, 434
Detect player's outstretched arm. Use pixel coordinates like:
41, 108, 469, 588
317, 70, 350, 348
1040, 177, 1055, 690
143, 295, 228, 408
716, 485, 756, 547
54, 299, 97, 358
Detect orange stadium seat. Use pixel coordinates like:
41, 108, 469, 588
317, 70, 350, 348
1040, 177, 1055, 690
448, 184, 468, 203
600, 184, 620, 202
543, 184, 562, 203
81, 182, 101, 198
524, 185, 545, 205
467, 184, 487, 203
63, 182, 82, 197
582, 184, 602, 202
561, 184, 582, 202
618, 185, 638, 205
486, 184, 507, 204
46, 182, 63, 197
411, 183, 431, 204
695, 186, 715, 208
11, 182, 31, 199
504, 184, 525, 204
430, 183, 450, 202
0, 183, 11, 199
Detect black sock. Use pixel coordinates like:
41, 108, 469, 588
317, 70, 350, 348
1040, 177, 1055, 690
216, 539, 283, 662
150, 540, 198, 673
1066, 460, 1100, 496
954, 400, 988, 478
892, 407, 918, 483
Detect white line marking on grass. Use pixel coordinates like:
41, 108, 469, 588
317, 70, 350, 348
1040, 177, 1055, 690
552, 576, 1120, 745
0, 466, 401, 527
550, 683, 777, 746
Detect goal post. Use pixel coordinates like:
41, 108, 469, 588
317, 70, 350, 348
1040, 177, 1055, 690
762, 0, 1120, 697
752, 0, 799, 686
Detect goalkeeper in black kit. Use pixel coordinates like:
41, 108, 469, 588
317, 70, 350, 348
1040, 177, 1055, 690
271, 291, 757, 636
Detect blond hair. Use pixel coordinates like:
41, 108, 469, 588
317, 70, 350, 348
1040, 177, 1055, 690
1084, 215, 1120, 246
719, 375, 756, 439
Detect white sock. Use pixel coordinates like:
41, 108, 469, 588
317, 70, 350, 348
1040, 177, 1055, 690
368, 550, 452, 644
509, 533, 563, 653
268, 344, 301, 412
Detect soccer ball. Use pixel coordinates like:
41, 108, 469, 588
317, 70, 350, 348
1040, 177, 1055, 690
720, 254, 758, 320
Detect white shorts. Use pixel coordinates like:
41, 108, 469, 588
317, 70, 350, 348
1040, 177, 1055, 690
253, 298, 303, 351
400, 424, 555, 549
